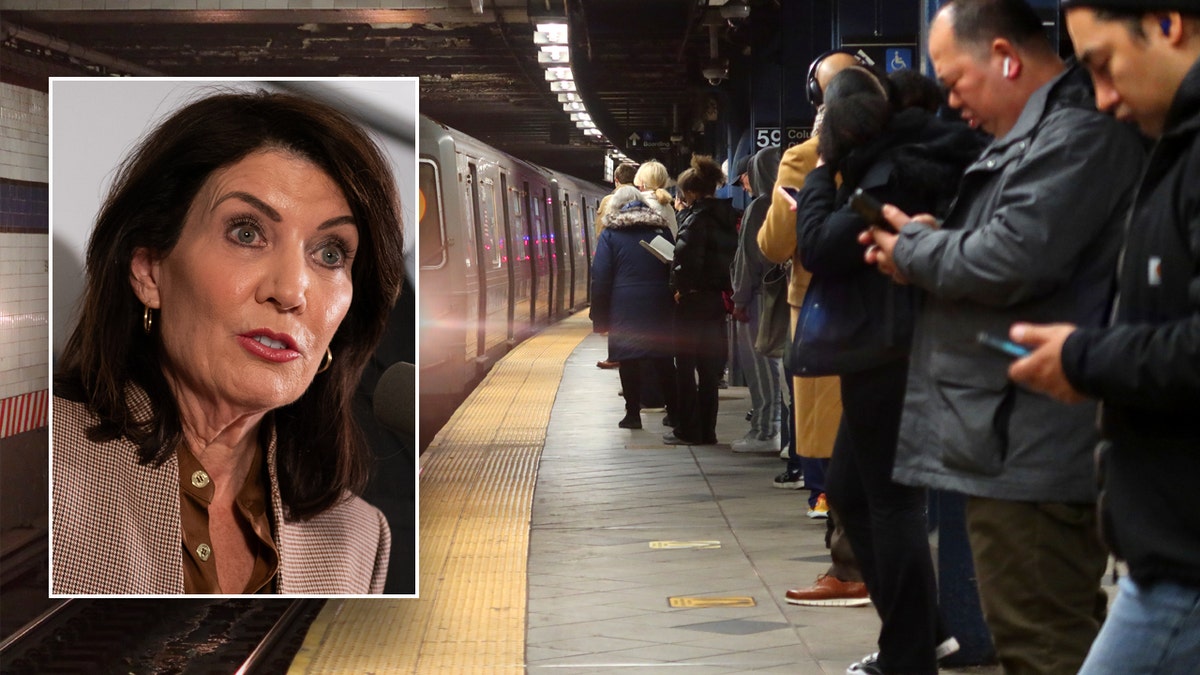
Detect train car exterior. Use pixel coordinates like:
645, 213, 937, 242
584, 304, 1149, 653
418, 117, 607, 442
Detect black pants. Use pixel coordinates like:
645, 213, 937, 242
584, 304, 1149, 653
826, 358, 939, 674
673, 296, 727, 443
618, 357, 677, 417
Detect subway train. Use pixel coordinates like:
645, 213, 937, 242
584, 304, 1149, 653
418, 116, 610, 448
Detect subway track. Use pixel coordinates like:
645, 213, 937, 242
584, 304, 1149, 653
0, 598, 324, 675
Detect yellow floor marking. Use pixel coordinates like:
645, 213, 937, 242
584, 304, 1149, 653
667, 596, 757, 608
649, 540, 722, 550
289, 315, 592, 674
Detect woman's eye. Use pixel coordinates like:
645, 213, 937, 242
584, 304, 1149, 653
228, 220, 263, 246
317, 242, 348, 268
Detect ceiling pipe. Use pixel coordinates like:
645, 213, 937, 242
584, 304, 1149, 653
2, 22, 162, 76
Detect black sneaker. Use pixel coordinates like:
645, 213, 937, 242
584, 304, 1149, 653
772, 469, 805, 489
618, 413, 642, 429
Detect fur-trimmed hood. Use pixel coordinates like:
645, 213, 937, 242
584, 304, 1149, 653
603, 202, 670, 231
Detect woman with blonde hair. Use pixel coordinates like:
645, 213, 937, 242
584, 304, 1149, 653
634, 160, 678, 236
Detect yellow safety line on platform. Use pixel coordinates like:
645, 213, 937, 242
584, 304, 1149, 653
289, 314, 592, 674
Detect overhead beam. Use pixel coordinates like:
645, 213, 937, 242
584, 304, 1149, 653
9, 9, 529, 25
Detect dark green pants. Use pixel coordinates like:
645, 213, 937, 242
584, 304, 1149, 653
966, 497, 1109, 675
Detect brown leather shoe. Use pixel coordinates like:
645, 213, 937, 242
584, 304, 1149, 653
784, 574, 871, 606
596, 360, 620, 369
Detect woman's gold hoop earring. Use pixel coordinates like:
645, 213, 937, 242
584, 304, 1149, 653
317, 347, 333, 374
143, 305, 154, 335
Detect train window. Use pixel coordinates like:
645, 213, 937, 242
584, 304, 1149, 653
418, 159, 447, 269
509, 190, 527, 261
478, 176, 502, 269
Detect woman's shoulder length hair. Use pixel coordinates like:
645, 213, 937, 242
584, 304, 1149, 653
56, 89, 405, 521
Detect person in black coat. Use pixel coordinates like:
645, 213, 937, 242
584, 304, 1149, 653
665, 155, 738, 445
590, 186, 678, 429
790, 67, 986, 675
1012, 4, 1200, 672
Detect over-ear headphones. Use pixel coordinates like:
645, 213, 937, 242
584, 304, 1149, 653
806, 49, 869, 107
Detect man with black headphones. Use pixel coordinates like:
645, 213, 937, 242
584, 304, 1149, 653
757, 48, 869, 610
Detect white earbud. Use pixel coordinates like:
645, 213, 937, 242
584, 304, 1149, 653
1003, 56, 1012, 78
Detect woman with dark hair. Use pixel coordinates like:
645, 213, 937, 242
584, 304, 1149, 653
52, 89, 405, 594
789, 67, 985, 674
590, 186, 678, 429
663, 155, 737, 446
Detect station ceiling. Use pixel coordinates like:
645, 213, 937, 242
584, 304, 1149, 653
2, 1, 765, 182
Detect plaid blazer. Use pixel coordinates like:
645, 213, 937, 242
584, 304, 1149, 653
51, 393, 389, 595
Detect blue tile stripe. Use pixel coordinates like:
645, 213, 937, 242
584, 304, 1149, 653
0, 178, 48, 233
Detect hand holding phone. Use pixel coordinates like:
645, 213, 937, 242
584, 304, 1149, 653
777, 185, 801, 211
977, 331, 1032, 358
849, 188, 886, 228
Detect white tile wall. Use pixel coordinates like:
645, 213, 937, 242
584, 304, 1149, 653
0, 233, 50, 400
0, 83, 48, 184
1, 82, 50, 400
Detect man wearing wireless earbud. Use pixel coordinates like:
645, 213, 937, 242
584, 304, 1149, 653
1005, 1, 1200, 672
861, 0, 1147, 672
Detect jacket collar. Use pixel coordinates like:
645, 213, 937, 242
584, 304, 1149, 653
992, 62, 1087, 149
1163, 53, 1200, 138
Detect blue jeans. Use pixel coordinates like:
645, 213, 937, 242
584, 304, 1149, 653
1080, 576, 1200, 674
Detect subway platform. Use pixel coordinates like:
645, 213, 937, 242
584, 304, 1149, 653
291, 314, 1031, 673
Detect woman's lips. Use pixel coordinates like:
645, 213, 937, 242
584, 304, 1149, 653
237, 330, 302, 363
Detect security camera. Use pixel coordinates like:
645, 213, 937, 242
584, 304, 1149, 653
702, 61, 729, 85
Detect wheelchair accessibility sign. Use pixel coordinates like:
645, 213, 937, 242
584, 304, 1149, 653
886, 48, 913, 72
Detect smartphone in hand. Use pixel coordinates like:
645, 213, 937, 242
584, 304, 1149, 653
849, 188, 887, 227
777, 185, 801, 211
977, 332, 1032, 358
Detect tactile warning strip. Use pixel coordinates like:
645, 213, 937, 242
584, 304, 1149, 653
288, 314, 592, 674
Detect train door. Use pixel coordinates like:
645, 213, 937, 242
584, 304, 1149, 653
475, 168, 508, 359
523, 180, 539, 328
577, 197, 592, 306
499, 170, 513, 343
549, 185, 567, 318
467, 162, 487, 360
562, 190, 576, 309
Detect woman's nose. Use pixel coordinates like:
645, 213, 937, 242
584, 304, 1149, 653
258, 249, 309, 312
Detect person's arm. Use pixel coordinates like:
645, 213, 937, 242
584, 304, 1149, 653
731, 200, 764, 309
672, 211, 710, 294
893, 111, 1144, 307
793, 165, 882, 276
589, 232, 614, 331
759, 139, 817, 263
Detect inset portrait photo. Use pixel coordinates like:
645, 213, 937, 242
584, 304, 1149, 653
50, 78, 417, 596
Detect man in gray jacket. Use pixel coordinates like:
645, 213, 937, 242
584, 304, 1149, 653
864, 0, 1145, 672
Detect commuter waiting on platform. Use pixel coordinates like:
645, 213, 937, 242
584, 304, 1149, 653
788, 65, 984, 675
863, 0, 1146, 670
664, 155, 737, 446
594, 162, 639, 370
1010, 2, 1200, 672
633, 160, 678, 237
52, 90, 404, 595
729, 145, 784, 454
589, 186, 678, 431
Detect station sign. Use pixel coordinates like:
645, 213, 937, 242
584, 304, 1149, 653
754, 126, 813, 149
626, 129, 672, 150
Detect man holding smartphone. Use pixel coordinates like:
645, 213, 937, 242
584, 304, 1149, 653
862, 0, 1145, 672
1006, 2, 1200, 671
